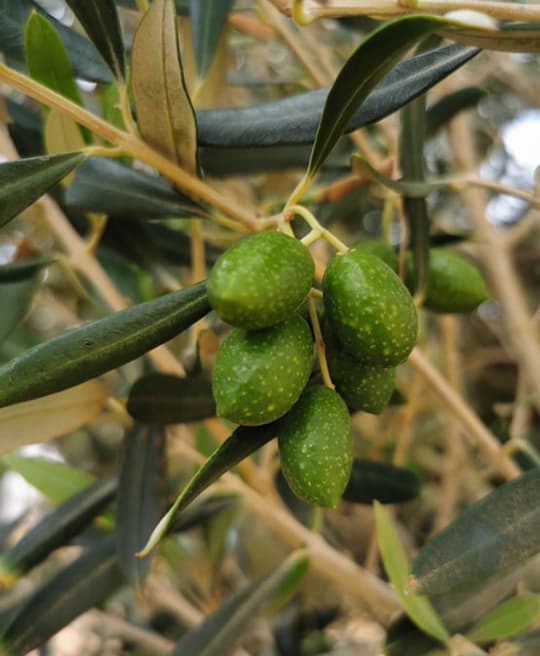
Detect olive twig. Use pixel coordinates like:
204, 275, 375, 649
288, 204, 350, 254
307, 294, 335, 391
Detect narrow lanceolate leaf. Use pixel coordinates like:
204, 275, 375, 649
0, 152, 86, 230
426, 86, 487, 136
0, 476, 117, 585
131, 0, 198, 173
64, 0, 125, 80
0, 380, 109, 455
24, 11, 82, 105
0, 536, 122, 656
65, 157, 204, 219
374, 502, 449, 645
342, 459, 420, 505
44, 110, 86, 166
127, 373, 215, 424
171, 551, 310, 656
0, 274, 40, 345
139, 422, 277, 555
116, 424, 166, 589
2, 454, 95, 504
410, 468, 540, 597
0, 256, 53, 283
190, 0, 234, 80
467, 593, 540, 644
0, 280, 210, 408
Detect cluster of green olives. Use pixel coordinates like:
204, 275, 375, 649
207, 231, 489, 507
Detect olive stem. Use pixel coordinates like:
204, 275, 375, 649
288, 204, 350, 254
308, 294, 335, 391
301, 229, 322, 246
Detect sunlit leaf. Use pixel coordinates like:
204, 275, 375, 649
374, 502, 449, 645
131, 0, 198, 173
139, 422, 277, 555
189, 0, 234, 81
410, 468, 540, 596
0, 280, 209, 408
0, 152, 87, 230
467, 593, 540, 644
116, 424, 166, 589
0, 380, 109, 456
171, 550, 309, 656
0, 476, 117, 585
44, 110, 86, 181
64, 0, 125, 80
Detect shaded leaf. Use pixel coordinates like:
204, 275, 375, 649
139, 422, 277, 555
0, 380, 109, 455
53, 16, 112, 83
426, 86, 488, 136
0, 536, 122, 656
0, 152, 87, 230
64, 0, 125, 80
169, 493, 238, 534
127, 373, 215, 424
24, 11, 82, 105
196, 43, 479, 150
385, 614, 442, 656
467, 593, 540, 644
2, 453, 95, 504
0, 256, 52, 282
131, 0, 198, 173
0, 476, 117, 584
342, 459, 420, 505
0, 280, 210, 408
65, 157, 203, 219
374, 501, 449, 644
410, 468, 540, 596
170, 551, 309, 656
0, 273, 40, 344
116, 424, 166, 589
190, 0, 234, 81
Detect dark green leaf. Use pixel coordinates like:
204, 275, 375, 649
127, 373, 215, 424
24, 11, 82, 105
0, 152, 87, 230
0, 0, 32, 65
0, 256, 52, 282
2, 454, 95, 503
0, 280, 210, 407
64, 0, 125, 80
131, 0, 198, 173
196, 43, 479, 150
0, 536, 122, 656
342, 459, 420, 505
0, 274, 40, 344
375, 501, 449, 644
307, 15, 479, 179
190, 0, 234, 80
169, 493, 238, 534
426, 86, 488, 136
170, 551, 309, 656
410, 468, 540, 596
0, 476, 116, 584
140, 422, 277, 555
53, 16, 112, 83
385, 614, 443, 656
116, 424, 166, 589
467, 593, 540, 644
65, 157, 203, 219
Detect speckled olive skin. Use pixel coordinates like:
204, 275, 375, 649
207, 231, 314, 330
322, 251, 417, 367
278, 385, 352, 507
212, 314, 313, 426
323, 321, 396, 415
406, 248, 490, 314
352, 239, 399, 272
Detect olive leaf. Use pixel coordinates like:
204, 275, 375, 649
342, 459, 420, 505
466, 593, 540, 644
116, 424, 167, 590
0, 380, 109, 456
410, 468, 540, 596
426, 86, 487, 136
127, 373, 216, 424
374, 501, 450, 645
0, 280, 210, 408
170, 550, 310, 656
0, 152, 87, 230
131, 0, 198, 173
0, 476, 116, 585
0, 272, 41, 345
189, 0, 234, 81
0, 256, 52, 283
64, 0, 125, 80
139, 422, 278, 556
